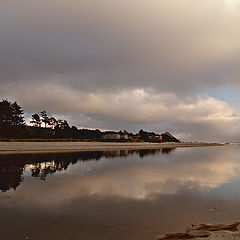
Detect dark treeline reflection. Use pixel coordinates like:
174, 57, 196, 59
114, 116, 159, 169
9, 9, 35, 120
0, 148, 175, 192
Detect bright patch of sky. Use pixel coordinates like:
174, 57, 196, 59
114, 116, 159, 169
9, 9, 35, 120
203, 86, 240, 112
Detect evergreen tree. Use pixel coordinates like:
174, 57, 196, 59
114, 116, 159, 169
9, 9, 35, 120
49, 117, 57, 129
39, 111, 50, 128
0, 100, 25, 128
11, 101, 25, 126
0, 100, 12, 128
30, 114, 41, 127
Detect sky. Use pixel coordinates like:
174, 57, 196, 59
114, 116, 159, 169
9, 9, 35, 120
1, 0, 240, 142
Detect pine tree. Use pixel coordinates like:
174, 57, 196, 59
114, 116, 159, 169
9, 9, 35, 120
30, 114, 41, 127
11, 101, 25, 126
0, 100, 25, 128
39, 111, 50, 128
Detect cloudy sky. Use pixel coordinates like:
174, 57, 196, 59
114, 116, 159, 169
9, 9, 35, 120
1, 0, 240, 141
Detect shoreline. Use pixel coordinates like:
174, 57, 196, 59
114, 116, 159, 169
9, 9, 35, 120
158, 222, 240, 240
0, 142, 224, 155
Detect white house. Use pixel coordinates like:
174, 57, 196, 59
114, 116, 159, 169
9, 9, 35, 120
102, 130, 129, 140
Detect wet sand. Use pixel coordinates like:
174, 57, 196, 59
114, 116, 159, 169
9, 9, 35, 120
0, 141, 224, 154
158, 222, 240, 240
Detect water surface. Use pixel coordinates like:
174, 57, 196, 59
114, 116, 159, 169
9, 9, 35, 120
1, 146, 240, 240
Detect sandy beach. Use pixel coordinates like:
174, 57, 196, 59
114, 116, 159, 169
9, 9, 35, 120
158, 222, 240, 240
0, 141, 224, 154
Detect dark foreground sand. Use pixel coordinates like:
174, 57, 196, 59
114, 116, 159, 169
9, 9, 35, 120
157, 222, 240, 240
0, 141, 224, 154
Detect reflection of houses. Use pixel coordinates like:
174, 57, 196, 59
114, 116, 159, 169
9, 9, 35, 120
103, 150, 130, 157
102, 130, 129, 141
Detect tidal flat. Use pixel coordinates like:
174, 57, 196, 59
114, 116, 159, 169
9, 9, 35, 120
0, 145, 239, 240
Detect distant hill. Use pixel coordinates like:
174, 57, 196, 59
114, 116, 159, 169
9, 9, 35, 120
161, 132, 180, 143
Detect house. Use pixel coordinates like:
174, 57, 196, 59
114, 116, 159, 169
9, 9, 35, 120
102, 131, 121, 140
102, 130, 130, 141
120, 130, 129, 140
154, 135, 163, 142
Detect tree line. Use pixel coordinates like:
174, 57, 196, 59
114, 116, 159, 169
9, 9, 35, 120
0, 100, 25, 137
30, 111, 70, 129
0, 99, 102, 139
0, 99, 180, 142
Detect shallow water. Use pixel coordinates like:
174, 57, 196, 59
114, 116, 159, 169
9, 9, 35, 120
1, 146, 240, 240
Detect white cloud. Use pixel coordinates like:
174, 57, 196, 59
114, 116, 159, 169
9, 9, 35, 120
2, 81, 240, 141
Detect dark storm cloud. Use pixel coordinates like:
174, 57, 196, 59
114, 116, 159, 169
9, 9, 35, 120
1, 0, 240, 92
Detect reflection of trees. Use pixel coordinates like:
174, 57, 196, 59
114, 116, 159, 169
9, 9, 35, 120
0, 152, 104, 190
0, 152, 106, 191
30, 159, 73, 180
0, 148, 175, 192
139, 148, 175, 158
0, 163, 23, 192
162, 148, 175, 154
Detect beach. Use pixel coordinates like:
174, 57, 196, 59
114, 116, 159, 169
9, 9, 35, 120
0, 142, 239, 240
0, 141, 224, 154
158, 222, 240, 240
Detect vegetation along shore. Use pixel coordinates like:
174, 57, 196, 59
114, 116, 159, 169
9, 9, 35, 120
1, 99, 180, 143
